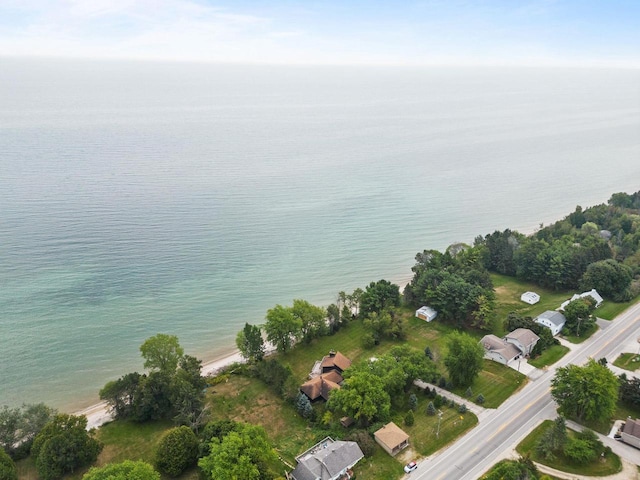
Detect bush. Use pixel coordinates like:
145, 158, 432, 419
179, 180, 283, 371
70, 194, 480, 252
438, 377, 447, 388
0, 448, 17, 480
458, 404, 467, 414
476, 394, 485, 405
155, 426, 199, 477
404, 410, 415, 426
362, 333, 376, 349
433, 395, 444, 409
426, 402, 436, 416
408, 394, 418, 411
82, 460, 160, 480
465, 387, 473, 398
345, 431, 376, 457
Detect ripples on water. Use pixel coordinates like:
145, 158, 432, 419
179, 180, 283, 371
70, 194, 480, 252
0, 60, 639, 409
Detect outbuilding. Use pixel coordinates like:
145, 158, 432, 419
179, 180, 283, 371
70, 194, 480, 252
520, 291, 540, 305
535, 310, 567, 336
374, 422, 409, 457
415, 306, 438, 322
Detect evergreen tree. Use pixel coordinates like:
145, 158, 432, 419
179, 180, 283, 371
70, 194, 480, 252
426, 402, 436, 416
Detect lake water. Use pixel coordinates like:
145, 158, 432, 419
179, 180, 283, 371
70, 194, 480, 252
1, 59, 639, 410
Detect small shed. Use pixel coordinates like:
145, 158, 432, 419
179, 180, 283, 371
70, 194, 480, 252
415, 306, 438, 322
374, 422, 409, 457
520, 291, 540, 305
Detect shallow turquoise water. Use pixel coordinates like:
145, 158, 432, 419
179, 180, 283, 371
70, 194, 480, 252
1, 60, 639, 410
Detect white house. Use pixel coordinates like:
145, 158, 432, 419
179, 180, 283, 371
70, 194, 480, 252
559, 289, 604, 310
520, 291, 540, 305
480, 334, 521, 365
535, 310, 567, 336
621, 418, 640, 449
415, 306, 438, 322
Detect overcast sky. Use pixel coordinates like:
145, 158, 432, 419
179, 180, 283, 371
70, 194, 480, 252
1, 0, 638, 67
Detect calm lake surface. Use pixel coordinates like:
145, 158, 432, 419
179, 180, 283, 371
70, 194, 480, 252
1, 60, 639, 410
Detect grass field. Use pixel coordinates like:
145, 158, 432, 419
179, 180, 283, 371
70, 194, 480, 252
516, 420, 622, 476
597, 296, 639, 320
490, 274, 571, 336
614, 352, 640, 371
451, 360, 526, 408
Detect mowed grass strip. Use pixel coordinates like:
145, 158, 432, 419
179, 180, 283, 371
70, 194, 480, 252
614, 352, 640, 371
451, 360, 526, 409
516, 420, 621, 476
597, 296, 639, 320
528, 344, 569, 368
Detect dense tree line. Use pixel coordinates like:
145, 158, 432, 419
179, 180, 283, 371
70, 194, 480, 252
404, 246, 495, 330
99, 335, 207, 428
477, 191, 640, 298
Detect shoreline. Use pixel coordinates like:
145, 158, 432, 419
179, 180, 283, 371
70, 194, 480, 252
75, 277, 414, 430
77, 348, 249, 429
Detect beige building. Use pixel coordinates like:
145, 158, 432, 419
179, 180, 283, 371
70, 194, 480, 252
374, 422, 409, 456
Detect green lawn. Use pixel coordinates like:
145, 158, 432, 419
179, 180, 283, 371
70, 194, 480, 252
597, 296, 639, 320
516, 420, 622, 476
562, 322, 598, 344
614, 352, 640, 371
528, 344, 569, 368
490, 274, 572, 336
450, 360, 526, 408
15, 420, 200, 480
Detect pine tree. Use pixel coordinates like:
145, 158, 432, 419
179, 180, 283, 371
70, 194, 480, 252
476, 394, 485, 404
408, 394, 418, 411
458, 404, 467, 414
426, 402, 436, 416
424, 346, 433, 360
405, 410, 415, 426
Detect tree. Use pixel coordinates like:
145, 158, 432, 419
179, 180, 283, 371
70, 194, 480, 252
291, 299, 327, 343
171, 355, 208, 430
155, 426, 199, 477
82, 460, 160, 480
344, 431, 375, 457
32, 414, 102, 480
359, 280, 400, 317
563, 298, 596, 337
551, 359, 619, 421
236, 323, 265, 363
99, 372, 143, 420
404, 410, 415, 426
264, 304, 301, 353
0, 403, 56, 459
0, 448, 17, 480
198, 423, 278, 480
408, 394, 418, 411
140, 334, 184, 373
444, 331, 484, 388
327, 371, 391, 426
481, 457, 539, 480
580, 259, 633, 302
296, 392, 313, 419
426, 402, 436, 416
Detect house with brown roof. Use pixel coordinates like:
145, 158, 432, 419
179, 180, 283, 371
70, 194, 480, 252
621, 418, 640, 449
321, 351, 352, 375
374, 422, 409, 456
300, 370, 343, 402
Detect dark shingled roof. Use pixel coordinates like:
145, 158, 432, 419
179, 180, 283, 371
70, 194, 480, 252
291, 440, 364, 480
300, 370, 343, 401
321, 351, 352, 373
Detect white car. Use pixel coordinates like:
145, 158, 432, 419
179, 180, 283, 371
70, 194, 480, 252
404, 461, 418, 473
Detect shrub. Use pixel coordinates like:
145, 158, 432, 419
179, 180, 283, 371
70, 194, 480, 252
0, 448, 17, 480
433, 395, 444, 409
426, 402, 436, 416
408, 394, 418, 411
155, 426, 199, 477
82, 460, 160, 480
345, 431, 376, 457
438, 376, 447, 388
404, 410, 415, 426
465, 387, 473, 398
458, 404, 467, 414
476, 394, 485, 405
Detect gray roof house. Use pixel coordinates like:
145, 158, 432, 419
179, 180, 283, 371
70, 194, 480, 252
535, 310, 567, 336
621, 418, 640, 449
505, 328, 540, 356
291, 437, 364, 480
480, 334, 521, 365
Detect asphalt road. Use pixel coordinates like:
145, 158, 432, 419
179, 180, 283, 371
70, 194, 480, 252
414, 301, 640, 480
